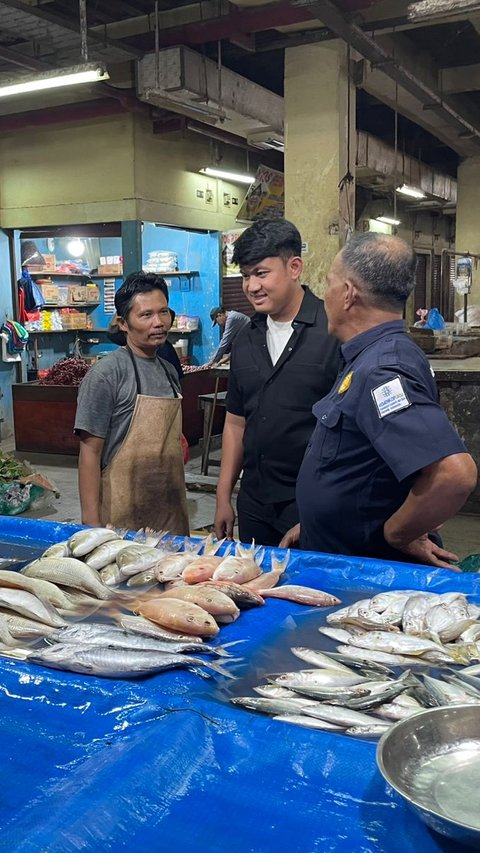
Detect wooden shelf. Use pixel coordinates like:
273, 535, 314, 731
42, 303, 99, 308
30, 271, 91, 278
28, 329, 89, 335
155, 270, 198, 276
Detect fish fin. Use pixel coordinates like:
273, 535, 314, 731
211, 639, 247, 657
211, 537, 226, 556
0, 646, 31, 660
145, 530, 168, 547
236, 540, 255, 558
271, 549, 290, 575
198, 658, 242, 678
254, 547, 266, 567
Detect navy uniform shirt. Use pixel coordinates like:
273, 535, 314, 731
227, 286, 340, 503
296, 320, 468, 560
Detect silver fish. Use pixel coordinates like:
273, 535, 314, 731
24, 557, 114, 600
422, 673, 479, 706
0, 610, 56, 640
253, 685, 300, 699
119, 614, 204, 643
117, 546, 166, 578
344, 724, 390, 739
303, 703, 376, 728
0, 569, 76, 611
290, 647, 355, 672
68, 528, 121, 557
0, 587, 65, 627
260, 585, 341, 607
48, 623, 228, 656
99, 562, 125, 586
335, 644, 424, 668
273, 715, 343, 731
126, 567, 162, 588
231, 696, 318, 715
42, 541, 71, 558
85, 540, 132, 570
270, 668, 368, 688
24, 643, 234, 678
424, 599, 476, 644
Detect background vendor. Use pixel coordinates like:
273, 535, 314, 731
75, 271, 189, 534
210, 306, 250, 364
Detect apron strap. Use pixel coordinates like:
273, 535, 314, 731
126, 346, 178, 398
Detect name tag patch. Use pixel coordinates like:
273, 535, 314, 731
371, 376, 411, 418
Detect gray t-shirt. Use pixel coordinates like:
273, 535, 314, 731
74, 347, 181, 469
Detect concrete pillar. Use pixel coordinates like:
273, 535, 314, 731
456, 156, 480, 304
284, 41, 355, 295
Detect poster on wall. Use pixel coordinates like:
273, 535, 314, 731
221, 228, 246, 277
237, 164, 285, 223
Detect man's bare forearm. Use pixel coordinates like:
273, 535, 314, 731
78, 434, 104, 526
384, 452, 477, 548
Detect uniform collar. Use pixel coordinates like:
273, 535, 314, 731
250, 285, 318, 328
341, 319, 405, 362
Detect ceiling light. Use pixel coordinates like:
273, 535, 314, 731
407, 0, 480, 22
199, 167, 255, 184
376, 215, 401, 226
67, 239, 85, 257
396, 184, 426, 199
0, 63, 109, 99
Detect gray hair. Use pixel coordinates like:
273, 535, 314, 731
340, 232, 417, 310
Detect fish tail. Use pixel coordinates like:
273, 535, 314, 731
211, 537, 226, 556
0, 646, 31, 660
271, 549, 290, 575
199, 658, 240, 678
214, 639, 247, 657
254, 547, 266, 567
236, 540, 255, 558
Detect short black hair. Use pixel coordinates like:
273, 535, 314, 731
341, 232, 417, 310
232, 219, 302, 267
115, 271, 169, 319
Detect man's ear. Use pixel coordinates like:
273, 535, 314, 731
344, 279, 358, 309
289, 256, 303, 280
117, 314, 128, 332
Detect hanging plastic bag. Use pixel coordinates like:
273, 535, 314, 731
424, 307, 446, 331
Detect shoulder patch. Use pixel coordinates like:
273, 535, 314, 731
338, 371, 353, 394
371, 376, 411, 418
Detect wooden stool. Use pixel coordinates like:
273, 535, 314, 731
198, 387, 227, 475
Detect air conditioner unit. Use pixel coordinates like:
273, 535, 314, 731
246, 128, 284, 151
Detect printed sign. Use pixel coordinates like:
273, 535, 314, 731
221, 228, 246, 277
237, 164, 285, 223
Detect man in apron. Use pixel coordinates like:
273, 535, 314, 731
74, 272, 189, 535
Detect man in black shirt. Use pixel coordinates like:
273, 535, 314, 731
213, 219, 339, 546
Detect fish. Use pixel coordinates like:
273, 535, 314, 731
23, 557, 114, 600
137, 597, 220, 637
85, 540, 133, 570
318, 626, 365, 643
42, 541, 71, 558
243, 551, 290, 591
290, 647, 356, 672
68, 527, 121, 557
99, 563, 125, 586
344, 724, 391, 739
0, 587, 66, 627
231, 696, 319, 715
372, 695, 424, 722
182, 554, 229, 585
272, 715, 343, 731
335, 644, 424, 668
126, 567, 162, 588
196, 581, 264, 609
0, 611, 56, 641
48, 623, 231, 656
422, 673, 479, 706
270, 668, 369, 689
424, 599, 476, 644
346, 630, 456, 662
303, 703, 377, 728
0, 613, 17, 646
253, 685, 300, 699
259, 585, 341, 607
158, 587, 240, 623
0, 569, 78, 611
18, 643, 234, 679
212, 543, 265, 584
154, 552, 203, 583
326, 651, 394, 676
119, 614, 204, 643
117, 546, 166, 578
341, 672, 413, 711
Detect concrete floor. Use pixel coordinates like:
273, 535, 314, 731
4, 436, 479, 560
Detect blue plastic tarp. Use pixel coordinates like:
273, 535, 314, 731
0, 516, 479, 853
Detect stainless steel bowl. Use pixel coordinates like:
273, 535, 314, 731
376, 705, 480, 848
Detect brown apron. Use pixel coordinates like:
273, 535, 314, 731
100, 348, 190, 535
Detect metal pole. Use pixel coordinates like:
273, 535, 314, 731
79, 0, 88, 63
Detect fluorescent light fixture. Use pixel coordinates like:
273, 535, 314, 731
376, 215, 401, 226
199, 167, 254, 184
408, 0, 480, 22
396, 184, 426, 199
0, 63, 109, 98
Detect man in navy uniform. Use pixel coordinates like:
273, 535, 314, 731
281, 232, 477, 568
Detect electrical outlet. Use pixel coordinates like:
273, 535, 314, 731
205, 189, 214, 204
196, 189, 204, 198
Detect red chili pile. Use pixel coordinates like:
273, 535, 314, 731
37, 357, 91, 386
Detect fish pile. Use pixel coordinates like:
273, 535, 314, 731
0, 527, 340, 679
232, 589, 480, 738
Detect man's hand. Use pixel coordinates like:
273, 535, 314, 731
279, 523, 301, 549
214, 499, 236, 540
384, 529, 460, 570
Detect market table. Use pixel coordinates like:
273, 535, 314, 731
0, 516, 478, 853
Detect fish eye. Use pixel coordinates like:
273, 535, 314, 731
187, 616, 194, 622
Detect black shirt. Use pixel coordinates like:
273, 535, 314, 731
227, 286, 340, 502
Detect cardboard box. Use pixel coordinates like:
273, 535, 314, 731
97, 264, 123, 276
61, 312, 87, 330
57, 286, 69, 306
85, 285, 100, 303
38, 284, 59, 304
68, 286, 87, 304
